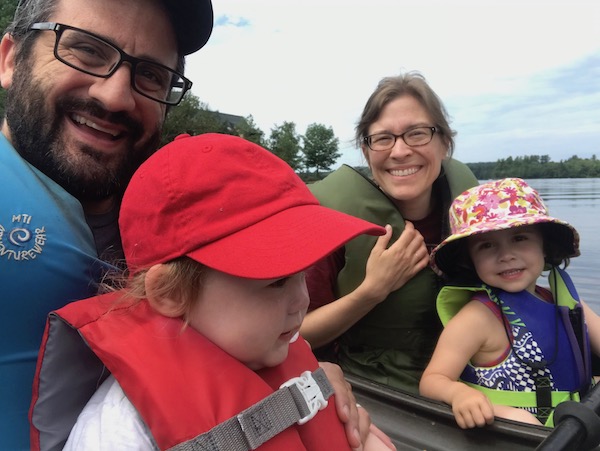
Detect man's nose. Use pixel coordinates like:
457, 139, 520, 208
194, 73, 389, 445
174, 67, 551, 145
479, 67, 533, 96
87, 65, 136, 112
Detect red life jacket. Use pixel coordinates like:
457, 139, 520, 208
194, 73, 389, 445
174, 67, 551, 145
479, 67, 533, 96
30, 292, 351, 451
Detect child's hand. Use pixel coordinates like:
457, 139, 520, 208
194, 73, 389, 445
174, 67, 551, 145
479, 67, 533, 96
451, 387, 495, 429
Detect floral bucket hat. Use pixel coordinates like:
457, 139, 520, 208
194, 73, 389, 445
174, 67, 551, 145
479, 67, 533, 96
430, 177, 580, 278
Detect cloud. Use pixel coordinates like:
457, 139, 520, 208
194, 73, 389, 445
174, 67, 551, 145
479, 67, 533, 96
449, 52, 600, 163
187, 0, 600, 167
214, 15, 251, 28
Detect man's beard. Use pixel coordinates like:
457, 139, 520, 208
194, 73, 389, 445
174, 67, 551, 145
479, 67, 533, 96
4, 64, 162, 202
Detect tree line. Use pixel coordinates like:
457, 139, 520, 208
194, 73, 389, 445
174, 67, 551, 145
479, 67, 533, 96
466, 154, 600, 180
158, 93, 342, 180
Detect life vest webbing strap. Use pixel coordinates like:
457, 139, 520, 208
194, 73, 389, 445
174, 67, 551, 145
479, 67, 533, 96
535, 375, 553, 424
168, 368, 333, 451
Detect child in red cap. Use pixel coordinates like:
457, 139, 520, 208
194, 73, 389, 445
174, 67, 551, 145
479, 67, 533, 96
421, 178, 600, 429
30, 134, 394, 451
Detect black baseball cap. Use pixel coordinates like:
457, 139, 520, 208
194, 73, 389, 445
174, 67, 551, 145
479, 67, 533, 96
163, 0, 214, 55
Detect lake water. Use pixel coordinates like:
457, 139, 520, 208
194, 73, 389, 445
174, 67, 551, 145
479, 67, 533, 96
492, 178, 600, 313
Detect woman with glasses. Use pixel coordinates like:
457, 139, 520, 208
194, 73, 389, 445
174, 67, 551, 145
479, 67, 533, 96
300, 72, 478, 393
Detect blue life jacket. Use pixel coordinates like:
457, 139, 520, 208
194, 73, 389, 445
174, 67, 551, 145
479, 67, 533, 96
0, 135, 113, 450
437, 267, 592, 425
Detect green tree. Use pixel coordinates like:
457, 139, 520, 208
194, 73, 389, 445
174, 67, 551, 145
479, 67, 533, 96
160, 92, 230, 145
466, 162, 495, 180
0, 0, 17, 32
235, 115, 264, 146
302, 123, 340, 177
268, 121, 301, 170
564, 155, 588, 178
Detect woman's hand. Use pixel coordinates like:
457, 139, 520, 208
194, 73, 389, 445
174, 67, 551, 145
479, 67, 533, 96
301, 222, 429, 347
359, 222, 429, 304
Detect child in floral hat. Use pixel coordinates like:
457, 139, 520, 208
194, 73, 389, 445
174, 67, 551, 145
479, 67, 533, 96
420, 178, 600, 429
30, 134, 395, 451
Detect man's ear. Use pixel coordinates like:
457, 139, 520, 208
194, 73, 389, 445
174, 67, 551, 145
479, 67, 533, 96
0, 34, 17, 89
145, 264, 186, 318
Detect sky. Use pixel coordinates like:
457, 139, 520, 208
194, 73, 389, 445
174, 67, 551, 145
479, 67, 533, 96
185, 0, 600, 168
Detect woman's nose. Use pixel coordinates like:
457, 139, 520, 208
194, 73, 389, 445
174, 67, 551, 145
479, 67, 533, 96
389, 137, 413, 159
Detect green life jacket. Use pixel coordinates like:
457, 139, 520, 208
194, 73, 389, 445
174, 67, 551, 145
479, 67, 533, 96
309, 160, 478, 392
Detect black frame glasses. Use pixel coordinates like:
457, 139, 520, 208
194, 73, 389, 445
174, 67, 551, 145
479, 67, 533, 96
29, 22, 192, 106
363, 126, 437, 151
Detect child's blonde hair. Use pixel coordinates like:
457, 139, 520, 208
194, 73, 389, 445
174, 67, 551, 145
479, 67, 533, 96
106, 257, 207, 325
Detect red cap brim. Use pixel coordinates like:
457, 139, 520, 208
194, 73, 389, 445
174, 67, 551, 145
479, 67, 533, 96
187, 204, 385, 279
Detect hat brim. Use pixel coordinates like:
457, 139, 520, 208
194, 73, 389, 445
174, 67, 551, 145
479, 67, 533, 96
431, 215, 580, 278
187, 204, 385, 279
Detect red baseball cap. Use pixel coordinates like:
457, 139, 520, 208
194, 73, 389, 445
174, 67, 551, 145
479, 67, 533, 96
120, 133, 385, 279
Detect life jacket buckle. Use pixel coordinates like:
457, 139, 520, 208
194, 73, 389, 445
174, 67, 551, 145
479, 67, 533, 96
280, 370, 329, 425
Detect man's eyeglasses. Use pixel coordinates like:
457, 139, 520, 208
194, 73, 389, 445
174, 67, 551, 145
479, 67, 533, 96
29, 22, 192, 106
363, 126, 437, 152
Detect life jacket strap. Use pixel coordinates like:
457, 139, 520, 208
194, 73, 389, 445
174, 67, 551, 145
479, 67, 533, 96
534, 373, 553, 424
168, 368, 333, 451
